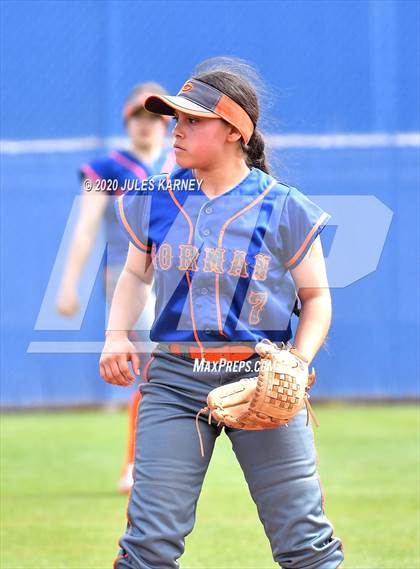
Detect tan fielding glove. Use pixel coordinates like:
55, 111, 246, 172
195, 339, 318, 457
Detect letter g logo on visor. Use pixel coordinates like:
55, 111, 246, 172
180, 82, 193, 93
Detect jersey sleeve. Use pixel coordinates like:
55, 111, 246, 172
115, 191, 152, 254
279, 187, 331, 270
79, 157, 113, 182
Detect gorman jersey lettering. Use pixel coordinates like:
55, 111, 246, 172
116, 167, 331, 346
153, 244, 271, 280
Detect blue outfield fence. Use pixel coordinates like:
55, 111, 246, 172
1, 0, 419, 406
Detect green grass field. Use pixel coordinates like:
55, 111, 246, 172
1, 405, 419, 569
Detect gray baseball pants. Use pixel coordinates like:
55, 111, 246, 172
114, 345, 344, 568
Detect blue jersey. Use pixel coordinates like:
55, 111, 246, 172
80, 149, 175, 265
116, 167, 330, 345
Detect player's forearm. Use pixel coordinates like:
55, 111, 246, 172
106, 267, 152, 337
292, 292, 332, 365
60, 190, 107, 290
60, 228, 97, 288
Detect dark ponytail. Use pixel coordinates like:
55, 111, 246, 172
193, 58, 270, 174
241, 129, 269, 174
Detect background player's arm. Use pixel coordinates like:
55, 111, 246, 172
56, 186, 108, 316
100, 243, 154, 386
290, 236, 332, 365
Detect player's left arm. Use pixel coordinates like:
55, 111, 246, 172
290, 236, 331, 365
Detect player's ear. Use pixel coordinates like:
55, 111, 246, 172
225, 124, 242, 143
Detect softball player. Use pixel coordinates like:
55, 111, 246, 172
57, 82, 175, 492
101, 62, 344, 568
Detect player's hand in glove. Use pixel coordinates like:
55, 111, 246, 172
100, 332, 140, 387
195, 339, 318, 457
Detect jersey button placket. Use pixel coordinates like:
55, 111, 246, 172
195, 200, 218, 335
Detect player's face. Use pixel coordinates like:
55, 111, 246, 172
172, 111, 234, 169
126, 109, 167, 149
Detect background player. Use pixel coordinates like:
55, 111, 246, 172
100, 59, 344, 567
56, 82, 175, 492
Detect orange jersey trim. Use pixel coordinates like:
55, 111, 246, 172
168, 177, 204, 355
284, 212, 329, 269
215, 180, 277, 336
117, 195, 151, 253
